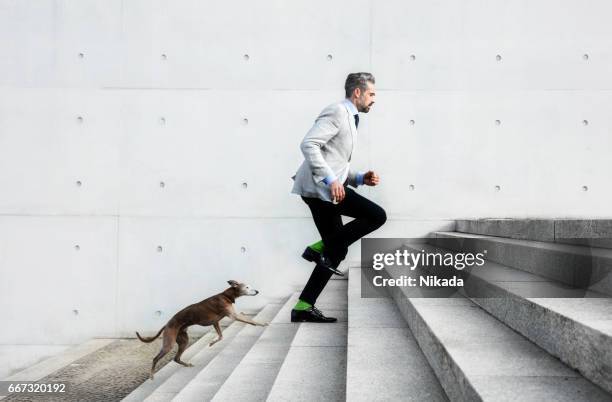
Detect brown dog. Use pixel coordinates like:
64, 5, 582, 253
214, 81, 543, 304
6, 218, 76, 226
136, 280, 268, 379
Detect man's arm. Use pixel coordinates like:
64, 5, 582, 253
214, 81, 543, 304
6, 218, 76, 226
300, 105, 342, 184
347, 169, 366, 188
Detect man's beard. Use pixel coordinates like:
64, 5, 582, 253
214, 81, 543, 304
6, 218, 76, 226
359, 103, 372, 113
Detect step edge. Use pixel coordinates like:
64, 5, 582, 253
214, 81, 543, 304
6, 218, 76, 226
171, 296, 291, 401
383, 264, 611, 401
121, 325, 235, 402
210, 293, 300, 402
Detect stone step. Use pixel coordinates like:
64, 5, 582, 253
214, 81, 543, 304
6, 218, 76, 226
456, 219, 612, 249
413, 242, 612, 395
383, 262, 612, 402
210, 293, 301, 402
171, 298, 289, 402
138, 318, 252, 402
121, 317, 237, 402
430, 231, 612, 296
266, 278, 348, 402
346, 266, 448, 401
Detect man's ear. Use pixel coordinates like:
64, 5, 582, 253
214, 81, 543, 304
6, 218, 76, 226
227, 280, 238, 287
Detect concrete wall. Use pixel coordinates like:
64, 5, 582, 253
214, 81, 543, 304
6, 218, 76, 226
1, 0, 611, 366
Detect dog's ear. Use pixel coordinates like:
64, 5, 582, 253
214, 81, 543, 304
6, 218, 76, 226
227, 280, 239, 287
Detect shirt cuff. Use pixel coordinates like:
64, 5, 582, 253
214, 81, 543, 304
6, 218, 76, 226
323, 174, 337, 186
356, 172, 365, 186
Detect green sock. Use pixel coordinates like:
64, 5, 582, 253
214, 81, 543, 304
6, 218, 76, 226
308, 240, 325, 253
293, 299, 312, 311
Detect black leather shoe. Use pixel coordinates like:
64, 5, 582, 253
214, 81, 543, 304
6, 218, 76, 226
317, 253, 344, 276
291, 306, 337, 323
301, 246, 320, 262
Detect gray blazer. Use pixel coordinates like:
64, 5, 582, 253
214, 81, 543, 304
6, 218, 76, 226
291, 100, 360, 202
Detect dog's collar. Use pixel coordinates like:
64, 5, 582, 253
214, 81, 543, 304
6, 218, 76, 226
222, 291, 236, 304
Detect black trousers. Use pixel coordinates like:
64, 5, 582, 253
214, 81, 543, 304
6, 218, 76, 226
299, 183, 387, 305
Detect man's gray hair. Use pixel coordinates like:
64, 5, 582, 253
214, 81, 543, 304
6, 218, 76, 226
344, 72, 375, 98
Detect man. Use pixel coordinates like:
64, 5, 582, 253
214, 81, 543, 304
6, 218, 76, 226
289, 72, 387, 323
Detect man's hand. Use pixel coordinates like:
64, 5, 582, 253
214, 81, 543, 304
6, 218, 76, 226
364, 171, 380, 186
330, 180, 345, 203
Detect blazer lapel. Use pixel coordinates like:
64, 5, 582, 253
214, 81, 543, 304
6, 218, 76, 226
342, 102, 357, 137
341, 101, 355, 162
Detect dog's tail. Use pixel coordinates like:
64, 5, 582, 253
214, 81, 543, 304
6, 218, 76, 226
136, 326, 165, 343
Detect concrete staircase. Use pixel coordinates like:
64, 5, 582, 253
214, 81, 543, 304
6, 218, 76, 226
380, 219, 612, 401
126, 268, 449, 402
124, 217, 612, 401
4, 219, 612, 401
346, 266, 448, 401
420, 219, 612, 398
120, 278, 349, 402
123, 318, 248, 402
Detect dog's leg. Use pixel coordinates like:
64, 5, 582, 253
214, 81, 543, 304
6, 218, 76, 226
174, 328, 193, 367
229, 311, 269, 327
209, 322, 223, 347
150, 328, 177, 380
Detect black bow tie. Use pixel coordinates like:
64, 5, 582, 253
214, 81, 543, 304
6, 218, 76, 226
354, 114, 359, 128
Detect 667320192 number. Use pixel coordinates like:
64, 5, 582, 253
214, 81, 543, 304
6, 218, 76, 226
4, 382, 67, 394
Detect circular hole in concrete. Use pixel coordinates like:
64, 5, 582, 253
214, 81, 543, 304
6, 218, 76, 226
159, 181, 165, 188
241, 246, 247, 253
409, 184, 415, 191
582, 185, 589, 192
76, 180, 82, 187
495, 119, 501, 126
157, 245, 163, 252
583, 54, 589, 61
410, 54, 416, 61
326, 54, 333, 61
494, 185, 501, 191
242, 182, 248, 189
74, 245, 80, 251
582, 119, 589, 126
243, 54, 250, 61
